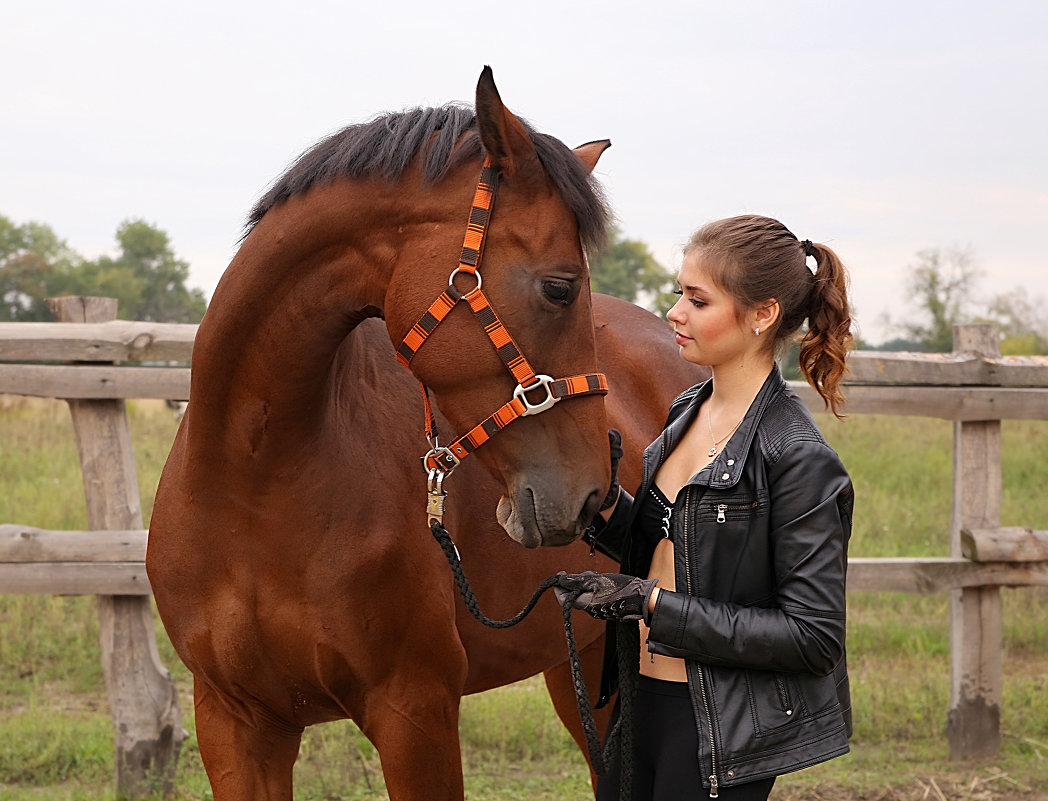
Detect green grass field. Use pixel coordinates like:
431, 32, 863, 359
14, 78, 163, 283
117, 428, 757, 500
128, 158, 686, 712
0, 397, 1045, 800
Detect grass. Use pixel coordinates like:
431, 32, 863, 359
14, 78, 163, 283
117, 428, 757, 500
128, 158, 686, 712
0, 396, 1046, 799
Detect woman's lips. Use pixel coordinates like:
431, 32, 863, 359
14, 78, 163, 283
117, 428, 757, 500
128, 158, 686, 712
674, 331, 692, 346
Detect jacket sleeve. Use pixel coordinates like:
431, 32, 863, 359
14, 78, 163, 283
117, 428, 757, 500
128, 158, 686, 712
582, 489, 634, 564
646, 439, 852, 676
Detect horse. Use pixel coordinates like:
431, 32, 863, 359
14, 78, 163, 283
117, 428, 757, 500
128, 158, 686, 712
147, 67, 709, 800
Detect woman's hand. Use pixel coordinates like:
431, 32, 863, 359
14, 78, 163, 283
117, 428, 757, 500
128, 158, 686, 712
554, 571, 658, 623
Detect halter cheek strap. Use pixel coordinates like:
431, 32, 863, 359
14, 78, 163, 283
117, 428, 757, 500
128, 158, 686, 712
394, 157, 609, 522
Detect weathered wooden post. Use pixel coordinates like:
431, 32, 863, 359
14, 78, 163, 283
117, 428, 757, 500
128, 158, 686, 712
946, 322, 1002, 759
48, 296, 184, 798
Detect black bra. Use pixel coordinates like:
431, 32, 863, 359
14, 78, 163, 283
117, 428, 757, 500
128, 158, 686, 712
639, 483, 674, 544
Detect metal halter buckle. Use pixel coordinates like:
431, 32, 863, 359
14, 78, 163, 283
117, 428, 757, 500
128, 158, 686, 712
513, 374, 560, 417
422, 444, 461, 474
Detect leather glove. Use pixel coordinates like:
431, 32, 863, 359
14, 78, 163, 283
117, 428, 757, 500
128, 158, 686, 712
554, 570, 658, 623
599, 428, 624, 511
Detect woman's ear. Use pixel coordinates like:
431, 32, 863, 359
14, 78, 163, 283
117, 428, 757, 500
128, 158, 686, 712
753, 299, 780, 333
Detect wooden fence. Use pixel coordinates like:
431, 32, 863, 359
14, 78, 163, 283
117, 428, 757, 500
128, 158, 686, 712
1, 300, 1047, 795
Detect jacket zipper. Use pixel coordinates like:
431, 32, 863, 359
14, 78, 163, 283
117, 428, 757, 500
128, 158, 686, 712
775, 675, 794, 717
716, 500, 758, 524
684, 492, 719, 798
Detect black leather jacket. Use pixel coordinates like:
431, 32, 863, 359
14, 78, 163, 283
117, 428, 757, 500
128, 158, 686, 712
588, 365, 853, 794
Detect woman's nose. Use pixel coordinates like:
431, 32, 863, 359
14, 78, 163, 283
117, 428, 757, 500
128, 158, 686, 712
666, 298, 685, 324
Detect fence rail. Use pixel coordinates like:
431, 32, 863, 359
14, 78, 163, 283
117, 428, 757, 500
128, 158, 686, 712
5, 523, 1046, 596
4, 322, 1047, 419
1, 304, 1046, 794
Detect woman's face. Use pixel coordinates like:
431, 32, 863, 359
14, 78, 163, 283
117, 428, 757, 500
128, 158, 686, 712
666, 251, 756, 369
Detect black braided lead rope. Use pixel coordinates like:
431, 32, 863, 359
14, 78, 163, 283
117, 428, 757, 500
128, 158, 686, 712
429, 521, 635, 799
429, 521, 560, 628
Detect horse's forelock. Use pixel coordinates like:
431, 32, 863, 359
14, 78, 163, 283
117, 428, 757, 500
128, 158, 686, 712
244, 105, 610, 254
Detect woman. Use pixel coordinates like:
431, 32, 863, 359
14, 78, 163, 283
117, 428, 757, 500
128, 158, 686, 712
558, 215, 855, 800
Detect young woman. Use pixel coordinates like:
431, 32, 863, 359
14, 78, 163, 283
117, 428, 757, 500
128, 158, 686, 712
557, 215, 855, 800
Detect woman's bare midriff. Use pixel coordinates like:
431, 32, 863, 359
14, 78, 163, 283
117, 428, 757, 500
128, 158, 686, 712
640, 537, 688, 681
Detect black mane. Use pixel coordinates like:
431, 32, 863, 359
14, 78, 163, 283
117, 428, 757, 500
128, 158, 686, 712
245, 105, 610, 253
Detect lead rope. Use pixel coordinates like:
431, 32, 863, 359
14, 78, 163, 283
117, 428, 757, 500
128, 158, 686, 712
429, 521, 635, 800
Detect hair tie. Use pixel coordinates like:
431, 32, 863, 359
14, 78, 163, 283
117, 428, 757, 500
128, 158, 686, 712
801, 239, 814, 258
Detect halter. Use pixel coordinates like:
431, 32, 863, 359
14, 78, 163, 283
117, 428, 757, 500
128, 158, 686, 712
395, 157, 609, 524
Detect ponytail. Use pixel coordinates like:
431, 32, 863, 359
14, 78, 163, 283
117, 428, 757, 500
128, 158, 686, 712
798, 243, 852, 418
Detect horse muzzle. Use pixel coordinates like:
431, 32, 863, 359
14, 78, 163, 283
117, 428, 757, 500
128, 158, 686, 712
495, 482, 602, 549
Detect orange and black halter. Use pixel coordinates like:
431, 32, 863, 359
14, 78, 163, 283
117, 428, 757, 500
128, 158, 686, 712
395, 157, 609, 523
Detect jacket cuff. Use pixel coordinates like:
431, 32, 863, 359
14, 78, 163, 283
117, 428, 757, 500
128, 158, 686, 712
647, 588, 689, 650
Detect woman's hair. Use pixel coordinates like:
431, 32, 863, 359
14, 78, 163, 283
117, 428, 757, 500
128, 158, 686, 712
684, 214, 853, 417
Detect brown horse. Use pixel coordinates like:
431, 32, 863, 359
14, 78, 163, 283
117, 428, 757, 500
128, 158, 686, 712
148, 68, 708, 800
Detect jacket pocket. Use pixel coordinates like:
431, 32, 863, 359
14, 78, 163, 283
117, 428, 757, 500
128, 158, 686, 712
746, 670, 806, 736
698, 492, 767, 525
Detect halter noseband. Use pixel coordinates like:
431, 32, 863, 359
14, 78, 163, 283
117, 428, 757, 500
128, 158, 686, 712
395, 157, 609, 524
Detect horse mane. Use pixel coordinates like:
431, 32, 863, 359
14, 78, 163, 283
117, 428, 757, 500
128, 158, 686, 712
245, 105, 611, 253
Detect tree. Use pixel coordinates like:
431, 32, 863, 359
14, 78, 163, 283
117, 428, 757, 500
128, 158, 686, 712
888, 247, 981, 352
589, 227, 677, 313
982, 289, 1048, 355
1, 214, 208, 324
881, 246, 1046, 354
0, 215, 80, 321
80, 219, 207, 323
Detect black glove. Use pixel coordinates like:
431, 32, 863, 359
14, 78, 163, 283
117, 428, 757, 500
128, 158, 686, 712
599, 428, 624, 511
554, 570, 658, 623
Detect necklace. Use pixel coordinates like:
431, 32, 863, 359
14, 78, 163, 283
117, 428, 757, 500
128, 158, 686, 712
706, 406, 745, 457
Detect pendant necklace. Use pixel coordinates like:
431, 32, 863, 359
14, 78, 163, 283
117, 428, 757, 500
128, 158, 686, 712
706, 406, 745, 458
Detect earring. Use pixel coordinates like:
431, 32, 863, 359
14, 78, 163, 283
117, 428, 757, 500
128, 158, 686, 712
754, 327, 760, 336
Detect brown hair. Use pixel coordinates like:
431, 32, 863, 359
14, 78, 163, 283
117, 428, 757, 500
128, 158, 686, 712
684, 214, 853, 417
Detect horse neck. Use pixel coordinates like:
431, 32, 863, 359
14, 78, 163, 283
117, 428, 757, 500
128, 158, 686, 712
187, 175, 467, 456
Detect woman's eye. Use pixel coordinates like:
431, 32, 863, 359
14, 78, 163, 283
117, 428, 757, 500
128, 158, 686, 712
541, 279, 576, 306
673, 288, 705, 308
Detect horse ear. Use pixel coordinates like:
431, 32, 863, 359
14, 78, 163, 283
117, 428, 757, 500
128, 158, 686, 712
573, 140, 612, 174
475, 66, 543, 187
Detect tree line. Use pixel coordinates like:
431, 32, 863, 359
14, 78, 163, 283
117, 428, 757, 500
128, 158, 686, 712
875, 246, 1047, 355
1, 215, 206, 324
2, 212, 1044, 355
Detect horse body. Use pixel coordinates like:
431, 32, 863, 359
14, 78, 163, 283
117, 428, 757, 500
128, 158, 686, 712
148, 70, 708, 800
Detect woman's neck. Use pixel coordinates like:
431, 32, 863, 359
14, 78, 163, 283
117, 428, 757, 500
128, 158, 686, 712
707, 356, 775, 423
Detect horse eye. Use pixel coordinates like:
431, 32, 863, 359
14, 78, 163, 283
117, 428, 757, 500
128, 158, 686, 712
541, 279, 576, 306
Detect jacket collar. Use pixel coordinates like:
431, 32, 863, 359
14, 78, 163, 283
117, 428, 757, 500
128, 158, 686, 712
657, 363, 787, 490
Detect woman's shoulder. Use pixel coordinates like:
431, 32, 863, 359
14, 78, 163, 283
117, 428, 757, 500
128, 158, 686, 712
756, 385, 835, 463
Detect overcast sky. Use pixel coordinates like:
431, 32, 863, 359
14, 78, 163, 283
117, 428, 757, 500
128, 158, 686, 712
4, 0, 1046, 343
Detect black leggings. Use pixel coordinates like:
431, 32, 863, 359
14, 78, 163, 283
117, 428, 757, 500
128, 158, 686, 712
596, 675, 775, 801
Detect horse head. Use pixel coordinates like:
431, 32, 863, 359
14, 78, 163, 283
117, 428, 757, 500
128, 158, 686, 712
384, 68, 613, 548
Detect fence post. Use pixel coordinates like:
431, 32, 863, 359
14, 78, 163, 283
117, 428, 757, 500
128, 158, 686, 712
47, 296, 184, 798
946, 322, 1002, 759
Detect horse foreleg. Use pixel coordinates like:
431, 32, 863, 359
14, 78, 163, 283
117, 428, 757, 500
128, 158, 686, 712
361, 683, 466, 801
542, 634, 612, 796
194, 678, 304, 801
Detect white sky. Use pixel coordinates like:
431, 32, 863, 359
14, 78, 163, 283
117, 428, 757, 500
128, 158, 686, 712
3, 0, 1046, 343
